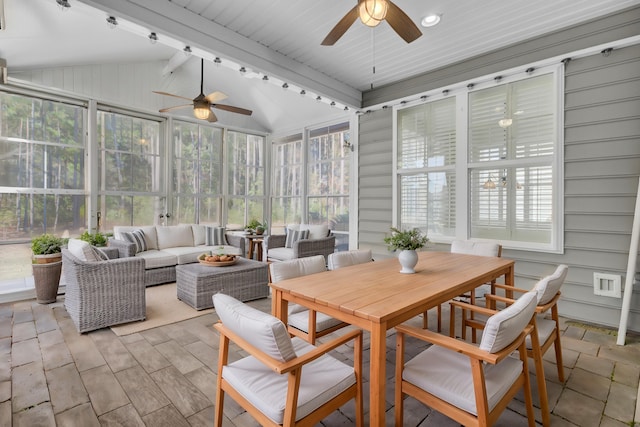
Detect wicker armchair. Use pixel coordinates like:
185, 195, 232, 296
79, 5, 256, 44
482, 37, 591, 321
62, 249, 146, 333
264, 234, 336, 263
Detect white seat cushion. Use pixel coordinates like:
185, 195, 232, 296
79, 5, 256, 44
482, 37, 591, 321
267, 247, 295, 261
403, 345, 523, 416
288, 311, 343, 334
135, 250, 177, 269
222, 337, 355, 424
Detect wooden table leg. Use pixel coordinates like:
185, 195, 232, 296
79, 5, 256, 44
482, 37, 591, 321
369, 323, 387, 427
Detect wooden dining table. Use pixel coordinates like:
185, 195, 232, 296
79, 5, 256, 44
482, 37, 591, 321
269, 250, 515, 427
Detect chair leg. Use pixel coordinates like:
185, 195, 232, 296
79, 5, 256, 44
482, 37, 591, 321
529, 321, 551, 427
395, 332, 405, 427
422, 310, 428, 329
552, 312, 565, 382
214, 336, 229, 427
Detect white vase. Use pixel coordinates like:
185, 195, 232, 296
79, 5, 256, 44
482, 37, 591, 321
398, 249, 418, 274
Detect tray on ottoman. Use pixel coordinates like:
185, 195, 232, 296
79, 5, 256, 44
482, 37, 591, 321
176, 258, 269, 310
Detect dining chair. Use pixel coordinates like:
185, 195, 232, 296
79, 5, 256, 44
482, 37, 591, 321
269, 255, 348, 344
395, 291, 538, 427
451, 264, 568, 427
327, 249, 373, 270
424, 240, 502, 336
212, 293, 363, 427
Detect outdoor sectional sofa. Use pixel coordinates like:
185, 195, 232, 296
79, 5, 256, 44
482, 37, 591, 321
109, 224, 245, 287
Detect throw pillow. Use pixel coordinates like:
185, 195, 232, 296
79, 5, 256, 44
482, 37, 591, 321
205, 226, 227, 246
285, 229, 309, 248
68, 238, 99, 262
122, 229, 147, 253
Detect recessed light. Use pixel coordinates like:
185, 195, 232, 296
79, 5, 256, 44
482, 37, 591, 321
421, 14, 441, 28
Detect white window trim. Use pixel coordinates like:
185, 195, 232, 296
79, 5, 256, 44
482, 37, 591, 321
392, 63, 564, 253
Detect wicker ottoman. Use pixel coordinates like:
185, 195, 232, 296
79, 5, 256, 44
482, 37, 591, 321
176, 258, 269, 310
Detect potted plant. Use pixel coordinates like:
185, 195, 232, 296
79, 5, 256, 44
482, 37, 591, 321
246, 219, 266, 235
383, 227, 429, 274
79, 230, 108, 247
31, 233, 67, 304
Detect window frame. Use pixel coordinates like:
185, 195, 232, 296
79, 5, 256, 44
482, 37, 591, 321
393, 64, 564, 253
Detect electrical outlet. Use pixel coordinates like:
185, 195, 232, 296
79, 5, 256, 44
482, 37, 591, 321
593, 273, 621, 298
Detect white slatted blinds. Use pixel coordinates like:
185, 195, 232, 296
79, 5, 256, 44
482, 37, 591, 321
469, 73, 555, 244
397, 97, 456, 238
395, 66, 561, 251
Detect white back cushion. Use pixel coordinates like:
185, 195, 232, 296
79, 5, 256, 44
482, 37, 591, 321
68, 238, 99, 262
156, 225, 194, 249
451, 240, 501, 257
190, 224, 206, 246
213, 293, 296, 362
328, 249, 372, 270
269, 255, 327, 283
480, 291, 537, 353
533, 264, 568, 305
286, 223, 329, 240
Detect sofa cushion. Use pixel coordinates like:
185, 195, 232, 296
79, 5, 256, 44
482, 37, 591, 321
287, 223, 329, 240
156, 225, 194, 250
205, 226, 227, 246
123, 229, 148, 253
285, 229, 309, 248
68, 238, 99, 262
267, 247, 295, 261
190, 224, 207, 246
135, 250, 177, 269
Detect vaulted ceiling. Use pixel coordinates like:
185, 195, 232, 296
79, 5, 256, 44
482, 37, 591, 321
1, 0, 638, 132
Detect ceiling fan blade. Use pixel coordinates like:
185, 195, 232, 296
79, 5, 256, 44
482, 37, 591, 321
212, 104, 253, 116
152, 91, 193, 102
385, 0, 422, 43
206, 110, 218, 123
321, 5, 359, 46
159, 104, 192, 113
204, 91, 228, 103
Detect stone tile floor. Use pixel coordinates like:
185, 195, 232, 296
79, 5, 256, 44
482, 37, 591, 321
1, 292, 639, 426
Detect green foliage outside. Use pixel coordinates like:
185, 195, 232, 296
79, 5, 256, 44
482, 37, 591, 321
79, 230, 108, 247
383, 227, 429, 252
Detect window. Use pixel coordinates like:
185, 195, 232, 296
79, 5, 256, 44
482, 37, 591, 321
271, 134, 304, 233
397, 98, 456, 238
308, 123, 350, 250
97, 110, 163, 228
395, 66, 562, 251
226, 130, 265, 229
0, 91, 86, 239
172, 121, 223, 225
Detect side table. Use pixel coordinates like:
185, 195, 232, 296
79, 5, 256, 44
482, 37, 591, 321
245, 234, 265, 261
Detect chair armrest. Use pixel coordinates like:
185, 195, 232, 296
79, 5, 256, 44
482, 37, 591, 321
214, 323, 362, 374
449, 300, 498, 317
396, 323, 532, 365
293, 235, 336, 259
108, 238, 136, 258
224, 233, 246, 256
491, 283, 531, 294
264, 234, 286, 252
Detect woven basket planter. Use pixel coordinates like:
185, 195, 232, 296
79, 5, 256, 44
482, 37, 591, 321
32, 258, 63, 304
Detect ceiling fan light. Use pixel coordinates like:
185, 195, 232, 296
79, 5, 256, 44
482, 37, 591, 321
193, 106, 210, 120
359, 0, 387, 27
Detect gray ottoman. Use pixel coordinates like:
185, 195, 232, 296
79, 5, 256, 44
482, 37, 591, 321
175, 258, 269, 310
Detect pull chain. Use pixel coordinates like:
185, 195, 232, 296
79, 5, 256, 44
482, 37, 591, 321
371, 28, 376, 90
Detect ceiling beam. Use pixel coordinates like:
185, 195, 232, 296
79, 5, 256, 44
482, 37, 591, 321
77, 0, 362, 108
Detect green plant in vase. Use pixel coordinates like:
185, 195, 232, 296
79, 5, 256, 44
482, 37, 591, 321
383, 227, 428, 274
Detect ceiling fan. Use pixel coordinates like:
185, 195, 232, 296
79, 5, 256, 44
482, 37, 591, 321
322, 0, 422, 46
153, 58, 252, 123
